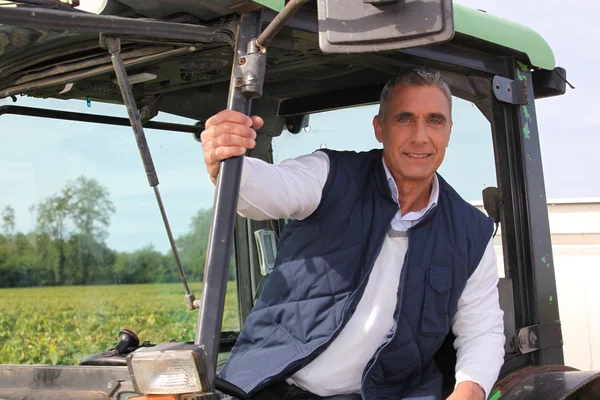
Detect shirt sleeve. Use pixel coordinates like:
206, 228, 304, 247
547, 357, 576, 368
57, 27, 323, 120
234, 151, 330, 221
452, 238, 506, 397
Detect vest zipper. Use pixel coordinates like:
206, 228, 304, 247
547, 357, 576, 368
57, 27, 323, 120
251, 220, 391, 394
360, 229, 411, 399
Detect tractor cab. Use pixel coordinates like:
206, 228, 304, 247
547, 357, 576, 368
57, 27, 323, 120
0, 0, 597, 399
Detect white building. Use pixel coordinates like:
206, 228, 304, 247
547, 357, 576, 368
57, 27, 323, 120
475, 198, 600, 371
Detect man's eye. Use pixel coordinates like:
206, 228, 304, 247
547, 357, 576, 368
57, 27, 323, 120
398, 117, 411, 123
429, 118, 442, 125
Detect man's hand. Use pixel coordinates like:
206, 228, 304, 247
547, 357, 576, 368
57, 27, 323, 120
447, 381, 485, 400
200, 110, 264, 182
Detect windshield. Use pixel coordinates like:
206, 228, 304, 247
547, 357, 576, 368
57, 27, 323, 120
273, 98, 497, 202
273, 97, 505, 277
0, 97, 239, 366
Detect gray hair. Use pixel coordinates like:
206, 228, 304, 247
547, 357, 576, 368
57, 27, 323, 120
377, 67, 452, 121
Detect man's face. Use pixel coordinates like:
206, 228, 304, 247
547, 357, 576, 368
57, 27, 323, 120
373, 84, 452, 183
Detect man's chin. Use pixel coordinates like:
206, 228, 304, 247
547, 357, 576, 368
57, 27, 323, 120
395, 168, 436, 183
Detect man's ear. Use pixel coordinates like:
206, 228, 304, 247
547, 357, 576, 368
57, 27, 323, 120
446, 121, 453, 147
373, 115, 383, 143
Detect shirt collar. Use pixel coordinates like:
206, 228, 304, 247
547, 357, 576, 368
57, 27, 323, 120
382, 158, 439, 219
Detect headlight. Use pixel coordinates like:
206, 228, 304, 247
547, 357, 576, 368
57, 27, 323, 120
126, 342, 210, 395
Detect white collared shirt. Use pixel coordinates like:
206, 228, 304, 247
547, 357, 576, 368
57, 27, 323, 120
382, 159, 439, 231
234, 151, 505, 397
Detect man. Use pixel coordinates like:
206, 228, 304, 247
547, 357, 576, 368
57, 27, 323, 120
201, 67, 505, 400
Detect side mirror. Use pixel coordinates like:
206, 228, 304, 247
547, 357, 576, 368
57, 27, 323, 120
482, 186, 502, 237
317, 0, 454, 53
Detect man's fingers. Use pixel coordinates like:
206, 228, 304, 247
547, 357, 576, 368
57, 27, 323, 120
251, 116, 264, 130
211, 146, 247, 163
200, 123, 256, 147
200, 125, 216, 143
215, 133, 256, 149
201, 111, 262, 181
205, 109, 252, 129
213, 122, 257, 139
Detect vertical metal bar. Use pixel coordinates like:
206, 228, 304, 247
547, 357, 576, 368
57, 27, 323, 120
234, 216, 254, 327
491, 58, 564, 366
195, 12, 263, 384
490, 87, 533, 364
514, 61, 564, 366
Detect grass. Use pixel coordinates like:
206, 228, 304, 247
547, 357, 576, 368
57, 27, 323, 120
0, 282, 240, 365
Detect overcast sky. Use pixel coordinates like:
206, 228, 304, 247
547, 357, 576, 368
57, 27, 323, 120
0, 1, 596, 253
456, 0, 599, 199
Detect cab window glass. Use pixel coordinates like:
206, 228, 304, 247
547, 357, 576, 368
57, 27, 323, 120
0, 97, 239, 365
272, 97, 505, 277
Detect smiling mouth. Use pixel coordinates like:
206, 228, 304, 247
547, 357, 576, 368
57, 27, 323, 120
404, 153, 432, 159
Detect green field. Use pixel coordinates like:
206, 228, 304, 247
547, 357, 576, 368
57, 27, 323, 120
0, 282, 240, 365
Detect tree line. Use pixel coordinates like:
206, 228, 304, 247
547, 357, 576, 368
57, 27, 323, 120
0, 176, 226, 288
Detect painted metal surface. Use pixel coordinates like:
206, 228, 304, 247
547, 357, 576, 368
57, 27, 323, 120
500, 370, 600, 399
489, 57, 562, 373
195, 13, 262, 391
515, 62, 563, 365
0, 364, 132, 399
493, 365, 578, 397
453, 4, 555, 70
0, 6, 234, 45
252, 0, 556, 70
493, 76, 528, 105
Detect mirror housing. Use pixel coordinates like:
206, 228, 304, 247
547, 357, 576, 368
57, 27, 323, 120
317, 0, 454, 53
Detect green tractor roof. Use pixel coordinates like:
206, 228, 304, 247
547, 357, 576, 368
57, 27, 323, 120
254, 0, 556, 70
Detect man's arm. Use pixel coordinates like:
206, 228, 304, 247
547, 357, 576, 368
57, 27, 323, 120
200, 109, 329, 221
450, 238, 505, 399
236, 151, 329, 220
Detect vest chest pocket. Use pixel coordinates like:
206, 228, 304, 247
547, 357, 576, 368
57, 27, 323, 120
420, 263, 452, 335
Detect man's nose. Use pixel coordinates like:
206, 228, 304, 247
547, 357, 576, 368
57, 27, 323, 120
411, 121, 429, 144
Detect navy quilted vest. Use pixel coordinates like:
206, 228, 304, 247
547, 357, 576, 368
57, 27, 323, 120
220, 149, 493, 399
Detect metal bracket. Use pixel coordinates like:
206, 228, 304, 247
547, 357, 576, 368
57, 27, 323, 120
493, 75, 528, 105
237, 40, 267, 99
139, 95, 160, 125
515, 321, 563, 354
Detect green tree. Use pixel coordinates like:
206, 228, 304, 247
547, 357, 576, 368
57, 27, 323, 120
114, 245, 168, 284
173, 208, 235, 282
0, 232, 50, 287
176, 208, 212, 282
36, 188, 73, 284
34, 176, 116, 285
69, 176, 116, 284
1, 205, 15, 238
70, 176, 116, 242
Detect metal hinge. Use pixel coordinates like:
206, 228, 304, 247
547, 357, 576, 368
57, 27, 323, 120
493, 75, 528, 105
515, 321, 563, 354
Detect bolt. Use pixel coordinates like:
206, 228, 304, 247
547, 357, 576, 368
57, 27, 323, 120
235, 78, 243, 86
530, 332, 538, 344
107, 380, 120, 395
239, 57, 246, 65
